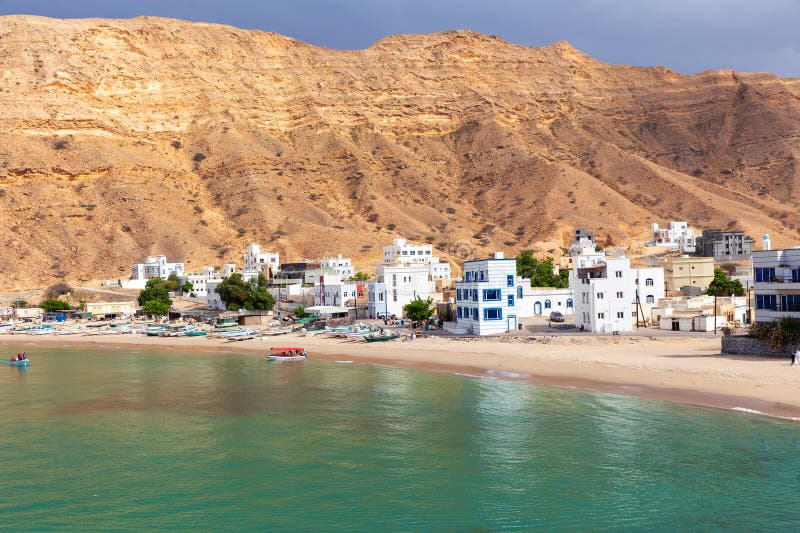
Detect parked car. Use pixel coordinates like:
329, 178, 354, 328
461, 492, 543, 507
549, 311, 565, 322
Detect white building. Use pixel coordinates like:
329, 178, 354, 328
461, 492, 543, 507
315, 255, 355, 280
123, 255, 185, 288
650, 221, 696, 253
454, 252, 522, 335
571, 253, 635, 333
242, 244, 279, 278
314, 275, 361, 308
180, 267, 222, 298
518, 288, 574, 317
367, 264, 432, 318
382, 238, 451, 282
753, 248, 800, 323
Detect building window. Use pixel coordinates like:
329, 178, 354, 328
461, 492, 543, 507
479, 271, 486, 281
466, 272, 472, 282
645, 278, 654, 286
472, 289, 478, 302
544, 299, 552, 309
597, 292, 604, 299
615, 271, 622, 278
457, 307, 462, 319
484, 308, 503, 321
472, 308, 478, 320
483, 289, 501, 301
393, 290, 397, 302
646, 295, 655, 304
598, 312, 605, 319
379, 293, 384, 302
392, 274, 397, 286
508, 294, 515, 307
755, 268, 776, 283
566, 298, 573, 308
517, 286, 523, 299
617, 312, 625, 318
410, 251, 416, 255
756, 295, 777, 310
507, 275, 514, 287
616, 291, 623, 298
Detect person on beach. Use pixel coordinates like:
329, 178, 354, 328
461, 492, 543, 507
793, 350, 799, 366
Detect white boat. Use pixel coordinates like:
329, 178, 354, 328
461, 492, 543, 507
4, 357, 29, 366
26, 326, 54, 335
265, 346, 308, 361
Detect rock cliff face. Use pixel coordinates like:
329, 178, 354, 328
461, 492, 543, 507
1, 15, 799, 288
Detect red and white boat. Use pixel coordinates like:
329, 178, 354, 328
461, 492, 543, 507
265, 346, 308, 362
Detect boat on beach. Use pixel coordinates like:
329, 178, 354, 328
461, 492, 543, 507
265, 346, 308, 361
363, 332, 400, 342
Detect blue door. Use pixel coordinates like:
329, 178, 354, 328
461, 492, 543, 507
534, 302, 542, 315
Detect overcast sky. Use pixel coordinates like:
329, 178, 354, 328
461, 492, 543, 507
2, 0, 799, 76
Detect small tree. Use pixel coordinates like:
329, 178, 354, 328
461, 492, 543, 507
181, 281, 194, 294
706, 268, 745, 297
40, 298, 72, 312
142, 300, 171, 317
138, 278, 172, 309
351, 271, 370, 281
294, 306, 310, 319
162, 273, 181, 292
404, 297, 434, 322
594, 244, 603, 253
215, 273, 275, 311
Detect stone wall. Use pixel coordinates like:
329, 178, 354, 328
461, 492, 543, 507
721, 335, 798, 358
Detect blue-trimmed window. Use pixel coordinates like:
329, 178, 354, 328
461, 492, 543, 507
544, 299, 552, 309
507, 294, 515, 307
793, 269, 800, 283
483, 288, 501, 301
471, 308, 478, 320
756, 295, 776, 310
484, 308, 503, 320
457, 307, 463, 318
517, 286, 523, 299
479, 270, 486, 281
507, 274, 514, 287
755, 268, 775, 283
472, 289, 478, 302
466, 272, 473, 282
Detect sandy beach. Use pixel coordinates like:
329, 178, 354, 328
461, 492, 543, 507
4, 332, 799, 420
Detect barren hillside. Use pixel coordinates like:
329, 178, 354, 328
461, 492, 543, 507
0, 15, 798, 289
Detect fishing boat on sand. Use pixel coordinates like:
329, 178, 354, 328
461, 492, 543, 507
363, 332, 400, 342
265, 346, 308, 361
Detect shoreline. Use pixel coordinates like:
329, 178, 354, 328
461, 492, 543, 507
4, 333, 800, 421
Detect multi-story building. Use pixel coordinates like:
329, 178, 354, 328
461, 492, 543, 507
650, 221, 696, 253
661, 256, 715, 293
180, 267, 222, 298
571, 253, 635, 333
381, 238, 451, 282
455, 252, 523, 335
694, 229, 754, 261
242, 244, 280, 278
130, 256, 185, 281
313, 274, 363, 308
366, 238, 451, 317
752, 248, 800, 323
367, 263, 432, 318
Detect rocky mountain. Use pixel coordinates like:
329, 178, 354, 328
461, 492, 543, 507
0, 15, 799, 289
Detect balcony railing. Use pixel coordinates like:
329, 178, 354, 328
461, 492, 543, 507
757, 304, 800, 312
755, 275, 800, 284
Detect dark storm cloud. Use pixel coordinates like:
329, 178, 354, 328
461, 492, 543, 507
2, 0, 798, 76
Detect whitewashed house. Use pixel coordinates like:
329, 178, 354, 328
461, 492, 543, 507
382, 238, 451, 282
753, 248, 800, 323
571, 253, 635, 333
314, 274, 360, 308
518, 288, 574, 317
180, 267, 222, 298
123, 256, 185, 289
242, 244, 279, 278
454, 252, 522, 335
366, 238, 451, 318
650, 221, 696, 253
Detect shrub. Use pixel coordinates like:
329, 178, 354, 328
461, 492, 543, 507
45, 282, 72, 299
171, 140, 182, 149
40, 298, 71, 312
192, 152, 206, 162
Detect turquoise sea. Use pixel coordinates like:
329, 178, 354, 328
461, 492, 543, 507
2, 346, 800, 531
